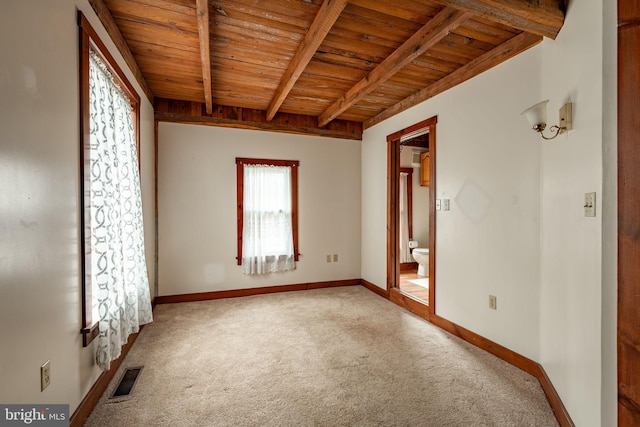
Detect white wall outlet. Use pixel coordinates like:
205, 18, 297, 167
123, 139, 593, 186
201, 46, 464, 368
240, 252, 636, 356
489, 295, 497, 310
333, 254, 338, 262
41, 360, 51, 391
443, 199, 450, 211
326, 254, 332, 263
584, 192, 596, 217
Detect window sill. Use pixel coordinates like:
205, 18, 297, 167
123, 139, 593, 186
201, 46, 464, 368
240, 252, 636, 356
81, 322, 99, 347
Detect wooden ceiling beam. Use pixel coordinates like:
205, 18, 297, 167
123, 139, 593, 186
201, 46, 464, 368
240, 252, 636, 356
266, 0, 348, 121
196, 0, 213, 114
155, 98, 363, 140
318, 7, 471, 128
432, 0, 565, 39
364, 31, 543, 129
88, 0, 154, 103
155, 111, 362, 140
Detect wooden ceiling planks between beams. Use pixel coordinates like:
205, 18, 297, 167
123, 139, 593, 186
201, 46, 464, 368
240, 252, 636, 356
364, 31, 543, 129
432, 0, 565, 39
88, 0, 154, 103
266, 0, 348, 121
98, 0, 563, 139
196, 0, 213, 114
318, 6, 471, 128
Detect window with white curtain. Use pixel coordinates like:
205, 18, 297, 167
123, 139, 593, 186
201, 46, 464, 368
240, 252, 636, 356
79, 13, 152, 371
236, 158, 299, 275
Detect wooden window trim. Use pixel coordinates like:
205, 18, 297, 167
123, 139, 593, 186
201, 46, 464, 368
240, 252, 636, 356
236, 158, 300, 266
78, 11, 141, 347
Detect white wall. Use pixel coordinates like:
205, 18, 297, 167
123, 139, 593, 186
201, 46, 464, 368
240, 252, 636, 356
362, 0, 614, 424
0, 0, 155, 414
538, 0, 609, 425
158, 123, 361, 296
363, 48, 542, 360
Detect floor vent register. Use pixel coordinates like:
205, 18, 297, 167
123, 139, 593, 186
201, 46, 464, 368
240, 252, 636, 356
110, 367, 143, 398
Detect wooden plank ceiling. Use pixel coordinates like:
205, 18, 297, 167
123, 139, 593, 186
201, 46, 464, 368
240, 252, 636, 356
97, 0, 565, 140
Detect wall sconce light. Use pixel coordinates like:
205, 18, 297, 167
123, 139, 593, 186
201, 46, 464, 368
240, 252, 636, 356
521, 100, 572, 140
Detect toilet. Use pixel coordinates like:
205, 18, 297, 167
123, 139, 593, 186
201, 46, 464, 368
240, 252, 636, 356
410, 242, 429, 277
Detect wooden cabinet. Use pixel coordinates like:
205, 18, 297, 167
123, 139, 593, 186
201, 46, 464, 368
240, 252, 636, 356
420, 151, 430, 187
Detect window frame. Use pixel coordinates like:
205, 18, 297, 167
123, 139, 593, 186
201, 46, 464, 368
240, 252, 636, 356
78, 12, 141, 347
235, 158, 300, 266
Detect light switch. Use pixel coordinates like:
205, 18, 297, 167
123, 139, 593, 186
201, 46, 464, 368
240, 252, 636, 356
435, 199, 441, 210
443, 199, 450, 211
584, 192, 596, 217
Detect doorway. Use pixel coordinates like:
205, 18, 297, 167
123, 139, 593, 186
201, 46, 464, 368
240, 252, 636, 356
387, 116, 437, 317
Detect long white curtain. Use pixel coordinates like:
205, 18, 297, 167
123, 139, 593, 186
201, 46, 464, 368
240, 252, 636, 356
89, 51, 153, 371
242, 164, 295, 275
399, 172, 412, 263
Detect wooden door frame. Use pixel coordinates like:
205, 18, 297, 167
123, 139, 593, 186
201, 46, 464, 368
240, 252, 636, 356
618, 2, 640, 424
387, 116, 437, 316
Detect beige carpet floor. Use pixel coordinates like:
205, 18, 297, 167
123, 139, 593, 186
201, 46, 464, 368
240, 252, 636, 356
85, 286, 558, 426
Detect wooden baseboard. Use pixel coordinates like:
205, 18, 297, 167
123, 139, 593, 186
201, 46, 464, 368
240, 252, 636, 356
360, 281, 574, 427
533, 363, 576, 427
431, 314, 574, 426
360, 278, 389, 298
389, 287, 430, 319
155, 279, 361, 304
399, 262, 418, 272
429, 314, 540, 375
70, 331, 142, 427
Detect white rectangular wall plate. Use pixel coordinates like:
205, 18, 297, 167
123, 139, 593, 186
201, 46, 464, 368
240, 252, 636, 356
559, 103, 572, 131
489, 295, 497, 310
41, 360, 50, 391
584, 192, 596, 217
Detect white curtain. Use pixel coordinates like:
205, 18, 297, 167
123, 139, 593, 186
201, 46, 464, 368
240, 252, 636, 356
242, 164, 295, 275
89, 51, 153, 371
399, 172, 412, 263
